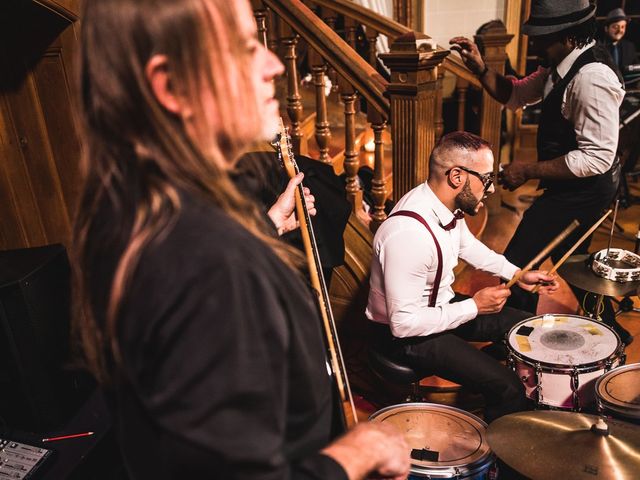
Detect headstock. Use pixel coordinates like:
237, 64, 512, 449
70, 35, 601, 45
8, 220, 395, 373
275, 117, 300, 180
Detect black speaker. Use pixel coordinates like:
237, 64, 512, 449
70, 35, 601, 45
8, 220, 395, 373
0, 244, 88, 432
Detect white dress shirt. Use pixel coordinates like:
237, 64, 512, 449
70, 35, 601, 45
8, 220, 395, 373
506, 42, 624, 177
366, 183, 519, 338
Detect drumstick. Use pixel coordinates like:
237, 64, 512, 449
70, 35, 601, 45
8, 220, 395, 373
505, 219, 580, 288
531, 209, 613, 293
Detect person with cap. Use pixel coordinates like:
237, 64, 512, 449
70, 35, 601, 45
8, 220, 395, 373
449, 0, 631, 344
601, 7, 638, 75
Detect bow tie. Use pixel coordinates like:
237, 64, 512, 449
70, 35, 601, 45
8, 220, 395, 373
441, 210, 465, 231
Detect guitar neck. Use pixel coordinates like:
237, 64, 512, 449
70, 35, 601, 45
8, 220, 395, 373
293, 182, 358, 429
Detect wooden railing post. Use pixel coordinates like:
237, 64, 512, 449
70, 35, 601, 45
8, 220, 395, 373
380, 33, 449, 201
475, 25, 513, 215
309, 48, 332, 164
456, 77, 469, 132
435, 70, 445, 142
281, 25, 304, 156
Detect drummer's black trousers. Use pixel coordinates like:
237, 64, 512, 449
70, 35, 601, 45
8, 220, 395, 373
504, 183, 617, 317
370, 301, 531, 423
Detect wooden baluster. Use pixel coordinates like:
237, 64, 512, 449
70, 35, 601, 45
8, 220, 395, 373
339, 76, 363, 215
266, 7, 279, 53
456, 77, 469, 132
370, 112, 388, 231
344, 17, 357, 50
380, 33, 449, 200
309, 48, 331, 164
253, 6, 268, 48
365, 27, 379, 69
322, 8, 339, 92
435, 70, 445, 142
475, 24, 513, 215
281, 29, 304, 156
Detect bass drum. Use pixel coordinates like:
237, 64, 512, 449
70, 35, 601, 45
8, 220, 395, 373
369, 403, 496, 479
596, 363, 640, 424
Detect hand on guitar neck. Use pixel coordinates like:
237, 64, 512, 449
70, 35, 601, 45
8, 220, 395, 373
267, 172, 317, 236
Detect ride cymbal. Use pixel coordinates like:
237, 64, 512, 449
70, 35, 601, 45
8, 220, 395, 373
487, 410, 640, 480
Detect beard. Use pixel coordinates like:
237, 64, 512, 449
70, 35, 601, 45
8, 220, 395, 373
454, 178, 482, 216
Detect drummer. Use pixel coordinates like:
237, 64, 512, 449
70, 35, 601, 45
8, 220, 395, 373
366, 131, 558, 422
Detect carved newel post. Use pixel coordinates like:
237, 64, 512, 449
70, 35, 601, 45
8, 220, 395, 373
380, 33, 449, 201
475, 24, 513, 215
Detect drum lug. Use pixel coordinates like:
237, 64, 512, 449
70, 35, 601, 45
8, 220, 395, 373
605, 359, 613, 372
571, 366, 580, 411
454, 466, 461, 479
507, 353, 515, 372
535, 363, 543, 404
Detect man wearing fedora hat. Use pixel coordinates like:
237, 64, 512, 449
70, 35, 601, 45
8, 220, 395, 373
601, 7, 637, 75
450, 0, 632, 343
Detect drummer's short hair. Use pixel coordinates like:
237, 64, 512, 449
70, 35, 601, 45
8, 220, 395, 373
429, 131, 491, 178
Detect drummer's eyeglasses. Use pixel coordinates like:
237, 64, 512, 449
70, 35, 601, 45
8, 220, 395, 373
447, 166, 494, 191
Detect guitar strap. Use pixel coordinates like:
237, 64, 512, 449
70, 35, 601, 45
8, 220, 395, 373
388, 210, 443, 307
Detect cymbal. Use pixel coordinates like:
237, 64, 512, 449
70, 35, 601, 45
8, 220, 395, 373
487, 410, 640, 480
557, 254, 640, 297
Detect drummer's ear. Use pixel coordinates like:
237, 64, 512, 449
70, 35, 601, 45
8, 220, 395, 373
447, 167, 464, 189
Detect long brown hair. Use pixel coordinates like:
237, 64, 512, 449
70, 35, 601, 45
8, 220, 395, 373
73, 0, 297, 382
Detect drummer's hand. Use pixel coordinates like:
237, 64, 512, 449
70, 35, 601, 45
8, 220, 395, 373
321, 422, 410, 480
473, 284, 510, 314
499, 162, 531, 191
268, 172, 316, 235
517, 270, 559, 295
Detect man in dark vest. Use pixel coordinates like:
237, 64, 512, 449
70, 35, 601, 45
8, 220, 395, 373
449, 0, 630, 343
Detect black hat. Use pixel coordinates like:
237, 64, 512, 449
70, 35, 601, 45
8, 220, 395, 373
605, 8, 630, 26
522, 0, 596, 37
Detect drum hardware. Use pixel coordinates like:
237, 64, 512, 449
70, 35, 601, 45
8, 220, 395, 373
596, 363, 640, 424
369, 403, 496, 479
507, 314, 624, 410
557, 255, 640, 298
487, 410, 640, 480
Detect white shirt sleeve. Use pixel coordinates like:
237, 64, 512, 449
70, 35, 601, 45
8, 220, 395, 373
562, 65, 624, 177
458, 220, 520, 280
505, 66, 549, 111
377, 228, 477, 338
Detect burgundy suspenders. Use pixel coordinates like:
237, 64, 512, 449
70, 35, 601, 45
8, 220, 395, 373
388, 210, 443, 307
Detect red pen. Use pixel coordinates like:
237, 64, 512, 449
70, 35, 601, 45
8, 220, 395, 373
41, 431, 94, 442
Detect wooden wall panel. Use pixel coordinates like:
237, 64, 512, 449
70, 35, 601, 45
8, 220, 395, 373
0, 1, 80, 251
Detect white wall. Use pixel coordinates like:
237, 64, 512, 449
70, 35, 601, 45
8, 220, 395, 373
423, 0, 505, 49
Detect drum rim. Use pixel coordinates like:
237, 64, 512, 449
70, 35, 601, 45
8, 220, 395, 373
507, 314, 622, 370
595, 363, 640, 416
369, 403, 495, 474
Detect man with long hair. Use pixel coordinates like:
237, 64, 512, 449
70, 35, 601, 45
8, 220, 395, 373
450, 0, 628, 342
72, 0, 409, 478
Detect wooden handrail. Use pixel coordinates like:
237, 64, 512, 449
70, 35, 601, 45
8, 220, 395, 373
264, 0, 390, 117
310, 0, 480, 87
311, 0, 409, 40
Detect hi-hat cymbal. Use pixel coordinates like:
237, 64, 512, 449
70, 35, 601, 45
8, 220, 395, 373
487, 410, 640, 480
557, 254, 640, 297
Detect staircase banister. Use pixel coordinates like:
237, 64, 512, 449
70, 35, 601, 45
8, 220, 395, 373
308, 0, 480, 87
264, 0, 390, 118
443, 55, 481, 88
310, 0, 410, 40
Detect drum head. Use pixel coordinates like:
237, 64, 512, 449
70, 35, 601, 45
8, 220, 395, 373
508, 314, 619, 368
369, 403, 493, 477
596, 363, 640, 419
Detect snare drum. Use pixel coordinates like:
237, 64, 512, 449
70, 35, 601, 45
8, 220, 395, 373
369, 403, 496, 479
507, 314, 625, 411
596, 363, 640, 423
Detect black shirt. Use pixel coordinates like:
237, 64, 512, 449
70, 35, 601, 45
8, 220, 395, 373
89, 192, 348, 480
